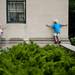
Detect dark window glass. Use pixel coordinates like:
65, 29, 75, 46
7, 0, 26, 23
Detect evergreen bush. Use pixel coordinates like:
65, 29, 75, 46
0, 42, 75, 75
70, 37, 75, 45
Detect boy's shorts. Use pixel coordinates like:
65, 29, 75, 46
53, 33, 60, 36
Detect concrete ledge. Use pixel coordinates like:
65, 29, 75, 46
29, 37, 70, 44
60, 44, 75, 52
0, 37, 70, 48
0, 38, 25, 48
9, 38, 24, 44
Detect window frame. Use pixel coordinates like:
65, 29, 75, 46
6, 0, 26, 23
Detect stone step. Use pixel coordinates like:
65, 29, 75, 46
29, 38, 70, 44
0, 38, 70, 48
60, 44, 75, 51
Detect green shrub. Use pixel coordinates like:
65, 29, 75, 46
70, 37, 75, 45
0, 42, 75, 75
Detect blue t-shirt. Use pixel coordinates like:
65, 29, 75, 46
52, 23, 62, 33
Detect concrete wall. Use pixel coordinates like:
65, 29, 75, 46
0, 0, 27, 40
0, 0, 68, 41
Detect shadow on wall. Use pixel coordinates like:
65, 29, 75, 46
69, 12, 75, 38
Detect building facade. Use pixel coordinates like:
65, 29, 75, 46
0, 0, 68, 47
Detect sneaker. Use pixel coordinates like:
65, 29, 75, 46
59, 41, 61, 44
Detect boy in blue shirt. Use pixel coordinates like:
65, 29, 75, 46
46, 19, 66, 44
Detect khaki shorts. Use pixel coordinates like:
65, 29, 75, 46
53, 33, 60, 36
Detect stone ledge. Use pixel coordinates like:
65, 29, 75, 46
29, 37, 70, 44
29, 37, 69, 40
0, 37, 70, 48
60, 44, 75, 52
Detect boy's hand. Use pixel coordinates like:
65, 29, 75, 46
46, 25, 50, 27
46, 25, 48, 26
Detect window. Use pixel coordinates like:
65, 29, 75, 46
7, 0, 26, 23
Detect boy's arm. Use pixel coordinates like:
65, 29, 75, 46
46, 25, 51, 27
61, 24, 67, 27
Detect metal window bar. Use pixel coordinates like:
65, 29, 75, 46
7, 0, 26, 23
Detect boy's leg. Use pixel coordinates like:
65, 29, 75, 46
53, 33, 58, 44
56, 33, 61, 44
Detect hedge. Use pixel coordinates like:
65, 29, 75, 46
0, 42, 75, 75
